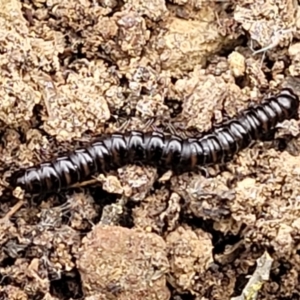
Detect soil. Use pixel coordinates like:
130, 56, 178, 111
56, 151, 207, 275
0, 0, 300, 299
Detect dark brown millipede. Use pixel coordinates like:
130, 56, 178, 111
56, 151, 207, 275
9, 88, 299, 194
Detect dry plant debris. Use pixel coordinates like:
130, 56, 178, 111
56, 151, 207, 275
1, 0, 300, 299
231, 251, 274, 300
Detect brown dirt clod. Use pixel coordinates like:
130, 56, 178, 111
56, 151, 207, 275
76, 225, 170, 300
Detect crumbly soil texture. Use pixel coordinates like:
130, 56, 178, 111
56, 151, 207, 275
1, 0, 300, 299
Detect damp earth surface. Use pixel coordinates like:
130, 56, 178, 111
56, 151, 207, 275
1, 0, 300, 299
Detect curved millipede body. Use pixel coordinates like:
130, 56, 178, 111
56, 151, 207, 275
10, 88, 299, 194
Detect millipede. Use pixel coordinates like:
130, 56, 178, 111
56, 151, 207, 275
9, 88, 299, 194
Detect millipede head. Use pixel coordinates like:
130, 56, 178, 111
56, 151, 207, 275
9, 168, 44, 194
9, 170, 27, 190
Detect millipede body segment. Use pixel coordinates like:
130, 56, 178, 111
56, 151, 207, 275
10, 88, 299, 194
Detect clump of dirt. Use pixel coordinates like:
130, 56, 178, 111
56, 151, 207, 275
76, 225, 170, 300
1, 0, 300, 299
166, 226, 214, 295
